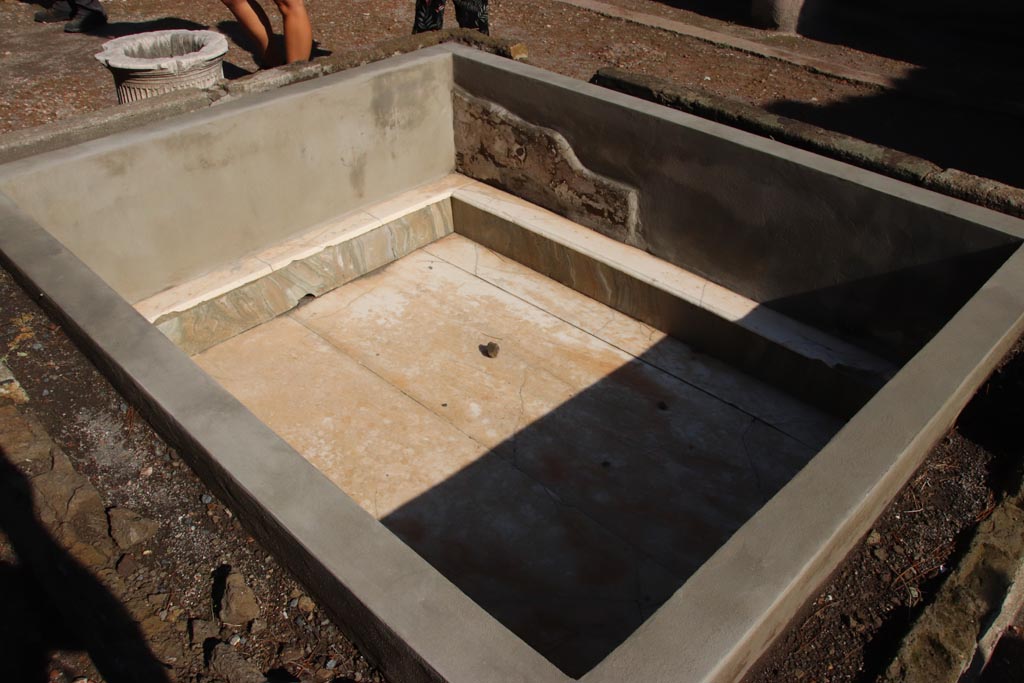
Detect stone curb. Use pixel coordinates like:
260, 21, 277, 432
880, 475, 1024, 683
590, 67, 1024, 220
0, 30, 527, 166
0, 89, 223, 166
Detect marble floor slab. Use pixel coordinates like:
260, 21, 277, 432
194, 234, 840, 677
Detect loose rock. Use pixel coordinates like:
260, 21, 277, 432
107, 507, 160, 550
116, 553, 139, 577
219, 572, 260, 625
147, 592, 169, 608
207, 642, 265, 683
279, 644, 304, 664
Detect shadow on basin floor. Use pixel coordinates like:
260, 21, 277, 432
380, 336, 831, 677
373, 228, 1023, 675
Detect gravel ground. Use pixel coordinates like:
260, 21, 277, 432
1, 2, 1023, 681
2, 0, 1023, 183
0, 266, 384, 682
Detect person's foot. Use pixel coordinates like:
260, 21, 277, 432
63, 10, 106, 32
34, 6, 73, 22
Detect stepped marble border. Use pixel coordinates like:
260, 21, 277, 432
139, 172, 892, 418
138, 177, 466, 356
449, 182, 894, 416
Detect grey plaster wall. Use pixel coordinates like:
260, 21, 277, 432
451, 50, 1023, 361
0, 52, 455, 304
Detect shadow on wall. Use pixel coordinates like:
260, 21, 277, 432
0, 447, 172, 683
380, 335, 835, 677
763, 243, 1020, 364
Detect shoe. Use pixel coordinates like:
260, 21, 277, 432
63, 10, 107, 33
34, 6, 73, 22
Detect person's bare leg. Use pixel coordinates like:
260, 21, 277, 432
272, 0, 312, 63
221, 0, 281, 66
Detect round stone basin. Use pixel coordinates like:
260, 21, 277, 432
95, 30, 228, 104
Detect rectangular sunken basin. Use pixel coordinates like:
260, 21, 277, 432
1, 45, 1023, 683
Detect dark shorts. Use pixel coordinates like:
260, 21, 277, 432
413, 0, 488, 34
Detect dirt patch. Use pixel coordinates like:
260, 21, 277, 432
3, 0, 1023, 186
0, 265, 382, 683
744, 336, 1024, 683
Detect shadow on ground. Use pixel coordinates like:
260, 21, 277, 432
216, 20, 331, 76
649, 0, 1024, 187
93, 16, 207, 37
0, 446, 171, 683
17, 2, 209, 36
766, 21, 1024, 188
654, 0, 751, 24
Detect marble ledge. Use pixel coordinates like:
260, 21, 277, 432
364, 173, 476, 225
135, 257, 272, 323
451, 183, 894, 377
134, 174, 473, 323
